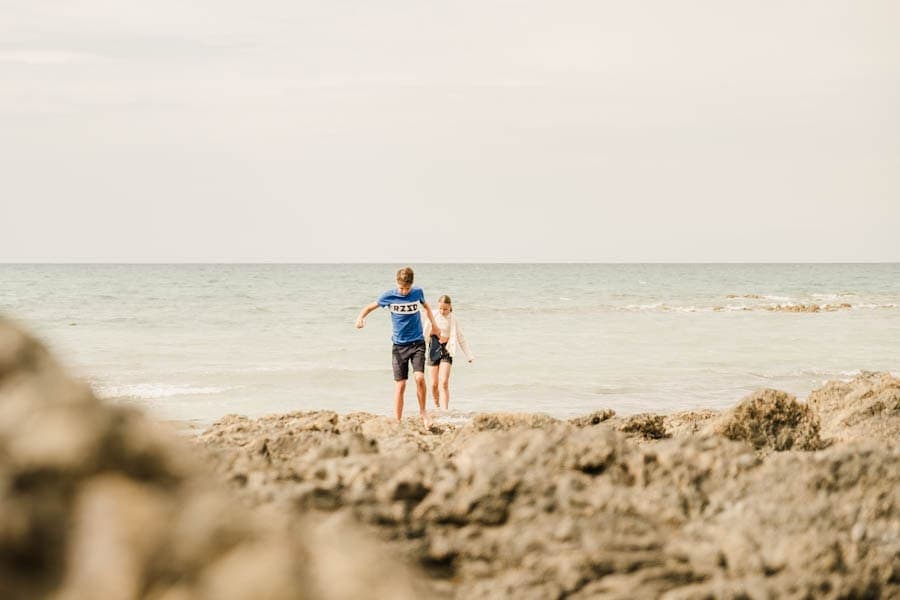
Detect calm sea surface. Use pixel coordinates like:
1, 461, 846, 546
1, 264, 898, 426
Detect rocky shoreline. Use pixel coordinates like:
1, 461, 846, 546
0, 319, 897, 599
197, 376, 898, 599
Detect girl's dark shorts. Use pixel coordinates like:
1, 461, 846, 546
426, 335, 453, 367
392, 340, 426, 381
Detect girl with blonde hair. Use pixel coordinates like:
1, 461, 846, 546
423, 295, 474, 410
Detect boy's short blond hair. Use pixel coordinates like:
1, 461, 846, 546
396, 267, 415, 286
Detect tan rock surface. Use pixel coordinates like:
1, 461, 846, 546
199, 376, 899, 598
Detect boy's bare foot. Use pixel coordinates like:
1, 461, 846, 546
421, 412, 432, 429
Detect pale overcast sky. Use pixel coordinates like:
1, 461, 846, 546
1, 1, 898, 262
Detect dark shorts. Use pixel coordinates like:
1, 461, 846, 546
392, 340, 426, 381
426, 335, 453, 367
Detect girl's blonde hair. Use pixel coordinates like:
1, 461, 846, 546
438, 295, 452, 311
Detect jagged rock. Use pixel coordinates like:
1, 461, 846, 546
807, 371, 900, 444
714, 389, 824, 451
618, 412, 669, 439
664, 409, 718, 438
199, 395, 897, 598
568, 409, 616, 427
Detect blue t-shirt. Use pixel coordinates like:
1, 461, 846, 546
377, 287, 426, 345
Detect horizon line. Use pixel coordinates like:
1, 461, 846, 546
2, 260, 899, 265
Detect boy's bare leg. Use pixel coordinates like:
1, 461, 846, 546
394, 380, 406, 421
439, 362, 452, 410
413, 371, 431, 427
428, 365, 440, 407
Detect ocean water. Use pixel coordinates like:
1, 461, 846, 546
1, 263, 898, 427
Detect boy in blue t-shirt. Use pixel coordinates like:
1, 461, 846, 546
356, 267, 445, 426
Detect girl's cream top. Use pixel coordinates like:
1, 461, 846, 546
423, 312, 474, 362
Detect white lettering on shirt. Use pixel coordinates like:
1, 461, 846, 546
389, 302, 420, 314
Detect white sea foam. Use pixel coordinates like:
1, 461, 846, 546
94, 383, 236, 400
172, 362, 387, 376
748, 368, 864, 381
623, 302, 663, 311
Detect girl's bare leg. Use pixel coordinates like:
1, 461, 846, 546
439, 362, 452, 410
428, 365, 440, 407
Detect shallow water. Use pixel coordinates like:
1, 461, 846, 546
1, 263, 898, 425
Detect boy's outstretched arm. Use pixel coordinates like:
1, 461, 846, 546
356, 302, 378, 328
421, 301, 448, 343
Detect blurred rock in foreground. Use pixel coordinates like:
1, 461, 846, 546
1, 318, 898, 599
0, 319, 423, 600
